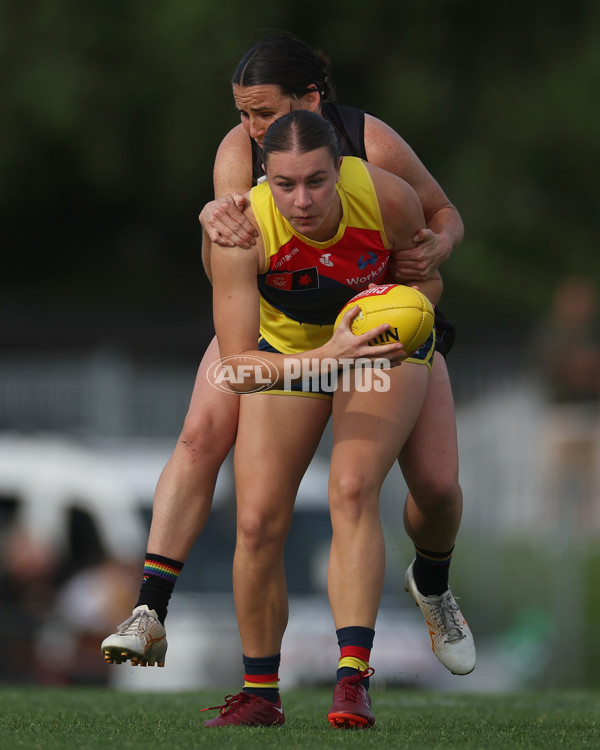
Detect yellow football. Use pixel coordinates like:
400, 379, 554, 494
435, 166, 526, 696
334, 284, 435, 355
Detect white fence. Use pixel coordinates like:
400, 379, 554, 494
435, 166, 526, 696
0, 346, 598, 539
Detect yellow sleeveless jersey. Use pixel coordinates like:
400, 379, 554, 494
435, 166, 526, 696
251, 156, 390, 354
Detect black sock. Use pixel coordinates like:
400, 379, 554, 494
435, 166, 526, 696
134, 553, 183, 624
413, 546, 453, 596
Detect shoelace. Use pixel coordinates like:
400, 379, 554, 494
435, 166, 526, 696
434, 593, 465, 643
336, 667, 375, 699
115, 609, 149, 636
200, 692, 251, 716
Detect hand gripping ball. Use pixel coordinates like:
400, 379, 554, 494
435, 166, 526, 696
334, 284, 435, 355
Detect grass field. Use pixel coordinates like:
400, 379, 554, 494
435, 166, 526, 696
1, 687, 599, 750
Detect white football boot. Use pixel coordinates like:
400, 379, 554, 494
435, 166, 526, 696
404, 560, 475, 675
101, 605, 167, 667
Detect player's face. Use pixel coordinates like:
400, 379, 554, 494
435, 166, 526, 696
266, 148, 342, 241
233, 84, 311, 148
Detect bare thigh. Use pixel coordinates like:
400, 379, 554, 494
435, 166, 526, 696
179, 335, 240, 453
331, 363, 430, 502
398, 354, 460, 495
234, 393, 332, 542
146, 337, 241, 556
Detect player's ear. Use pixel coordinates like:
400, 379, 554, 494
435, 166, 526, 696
301, 85, 321, 112
335, 156, 343, 181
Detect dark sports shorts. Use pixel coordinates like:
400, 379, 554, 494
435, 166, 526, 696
257, 330, 435, 399
433, 308, 455, 358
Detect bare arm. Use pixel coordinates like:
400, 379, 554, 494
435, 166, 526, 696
364, 114, 463, 279
199, 124, 258, 253
366, 161, 443, 305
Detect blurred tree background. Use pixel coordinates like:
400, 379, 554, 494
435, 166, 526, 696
2, 0, 599, 357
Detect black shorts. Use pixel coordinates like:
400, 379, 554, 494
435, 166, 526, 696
434, 308, 455, 358
257, 330, 435, 398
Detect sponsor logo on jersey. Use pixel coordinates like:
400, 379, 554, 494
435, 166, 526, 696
346, 260, 387, 286
273, 246, 300, 269
357, 252, 378, 269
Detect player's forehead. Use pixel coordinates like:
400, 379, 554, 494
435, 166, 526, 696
266, 147, 334, 179
232, 83, 291, 113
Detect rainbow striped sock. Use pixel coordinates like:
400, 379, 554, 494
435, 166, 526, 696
142, 555, 182, 583
135, 553, 183, 623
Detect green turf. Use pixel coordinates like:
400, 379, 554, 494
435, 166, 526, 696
1, 687, 599, 750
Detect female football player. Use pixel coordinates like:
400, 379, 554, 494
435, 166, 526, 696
202, 110, 458, 728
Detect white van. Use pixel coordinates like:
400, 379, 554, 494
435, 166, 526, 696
0, 431, 434, 689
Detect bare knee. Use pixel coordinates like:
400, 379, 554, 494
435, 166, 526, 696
330, 471, 378, 525
409, 475, 463, 518
178, 405, 236, 462
237, 510, 287, 557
